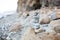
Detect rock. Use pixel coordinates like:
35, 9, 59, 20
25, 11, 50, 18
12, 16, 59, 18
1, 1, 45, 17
35, 28, 45, 33
37, 32, 58, 40
46, 33, 58, 40
21, 26, 58, 40
9, 22, 23, 32
54, 0, 60, 6
54, 25, 60, 33
56, 10, 60, 19
50, 20, 60, 27
21, 27, 36, 40
17, 0, 41, 12
50, 20, 60, 33
57, 34, 60, 40
21, 27, 44, 40
50, 9, 60, 20
17, 0, 60, 12
50, 11, 57, 20
40, 14, 50, 24
1, 1, 60, 40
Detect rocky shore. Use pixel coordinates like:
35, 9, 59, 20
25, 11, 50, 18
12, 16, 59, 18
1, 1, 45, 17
0, 0, 60, 40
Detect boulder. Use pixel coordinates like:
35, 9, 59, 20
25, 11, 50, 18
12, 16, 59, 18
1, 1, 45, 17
40, 14, 50, 24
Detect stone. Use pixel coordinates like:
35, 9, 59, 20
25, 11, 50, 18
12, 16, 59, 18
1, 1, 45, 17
1, 1, 60, 40
57, 34, 60, 40
54, 25, 60, 33
50, 20, 60, 27
21, 27, 36, 40
50, 20, 60, 33
56, 10, 60, 19
9, 22, 23, 32
21, 27, 45, 40
17, 0, 41, 12
40, 14, 50, 24
36, 32, 59, 40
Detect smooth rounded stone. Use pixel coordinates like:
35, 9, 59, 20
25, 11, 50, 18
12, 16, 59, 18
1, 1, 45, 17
40, 14, 50, 24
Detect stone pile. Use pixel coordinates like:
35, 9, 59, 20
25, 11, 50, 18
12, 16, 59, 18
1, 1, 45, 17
0, 0, 60, 40
0, 8, 60, 40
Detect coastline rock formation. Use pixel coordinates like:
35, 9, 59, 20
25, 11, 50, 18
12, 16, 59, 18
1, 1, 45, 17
0, 0, 60, 40
17, 0, 60, 12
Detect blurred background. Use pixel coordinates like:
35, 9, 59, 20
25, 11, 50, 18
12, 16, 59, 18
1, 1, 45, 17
0, 0, 18, 17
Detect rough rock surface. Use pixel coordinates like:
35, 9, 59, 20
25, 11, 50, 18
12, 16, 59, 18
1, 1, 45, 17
0, 0, 60, 40
0, 8, 60, 40
17, 0, 60, 12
